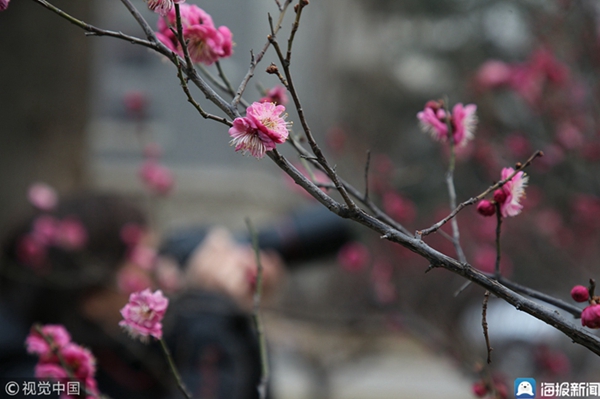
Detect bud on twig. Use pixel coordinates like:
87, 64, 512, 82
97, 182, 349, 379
294, 0, 309, 13
266, 63, 279, 74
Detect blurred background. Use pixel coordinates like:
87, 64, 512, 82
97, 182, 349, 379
3, 0, 600, 398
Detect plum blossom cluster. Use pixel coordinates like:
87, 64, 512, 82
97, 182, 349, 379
229, 101, 290, 159
138, 143, 175, 196
145, 0, 185, 16
119, 288, 169, 341
477, 167, 529, 218
17, 185, 88, 269
26, 324, 99, 398
156, 4, 233, 65
570, 284, 600, 329
417, 100, 477, 147
476, 48, 570, 107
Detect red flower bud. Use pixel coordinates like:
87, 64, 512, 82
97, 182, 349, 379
570, 285, 589, 303
477, 200, 496, 217
581, 304, 600, 328
493, 188, 507, 204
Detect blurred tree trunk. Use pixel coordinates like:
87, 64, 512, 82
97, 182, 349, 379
0, 0, 92, 231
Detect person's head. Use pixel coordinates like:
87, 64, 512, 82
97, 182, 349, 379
0, 191, 148, 328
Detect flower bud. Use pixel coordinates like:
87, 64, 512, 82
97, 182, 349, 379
570, 285, 589, 303
476, 200, 496, 217
493, 188, 507, 204
581, 304, 600, 329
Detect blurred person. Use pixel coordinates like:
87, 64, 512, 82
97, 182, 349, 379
0, 190, 281, 399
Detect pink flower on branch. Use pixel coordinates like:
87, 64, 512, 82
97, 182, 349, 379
145, 0, 185, 16
417, 100, 477, 147
26, 325, 71, 358
229, 102, 290, 159
0, 0, 10, 12
582, 304, 600, 329
157, 4, 233, 65
476, 167, 529, 218
119, 288, 169, 341
498, 167, 528, 218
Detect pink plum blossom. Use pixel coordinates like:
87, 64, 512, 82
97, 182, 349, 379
25, 325, 72, 358
139, 161, 175, 195
417, 101, 448, 141
61, 343, 97, 380
0, 0, 9, 12
451, 103, 477, 146
157, 4, 232, 65
28, 182, 58, 211
475, 60, 512, 89
498, 167, 529, 218
145, 0, 185, 16
581, 304, 600, 329
119, 288, 169, 341
260, 86, 288, 106
229, 102, 290, 159
570, 285, 589, 303
26, 325, 99, 397
417, 100, 477, 146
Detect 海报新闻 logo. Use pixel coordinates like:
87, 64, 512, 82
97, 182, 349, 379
515, 378, 536, 398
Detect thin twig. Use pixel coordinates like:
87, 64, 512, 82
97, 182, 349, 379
287, 135, 411, 236
174, 59, 233, 126
495, 276, 583, 318
494, 203, 503, 278
119, 0, 156, 41
232, 3, 292, 108
31, 0, 165, 54
196, 64, 250, 108
286, 0, 309, 64
269, 32, 358, 211
482, 291, 493, 364
246, 218, 270, 399
216, 61, 237, 98
159, 338, 192, 399
417, 150, 543, 238
443, 99, 467, 264
364, 150, 371, 201
274, 0, 283, 12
